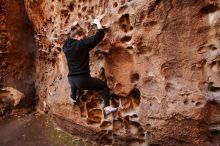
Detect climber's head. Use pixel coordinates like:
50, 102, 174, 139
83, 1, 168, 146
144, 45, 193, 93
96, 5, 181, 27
68, 23, 85, 40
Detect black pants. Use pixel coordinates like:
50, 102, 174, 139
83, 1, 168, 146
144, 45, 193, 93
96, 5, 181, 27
68, 74, 110, 107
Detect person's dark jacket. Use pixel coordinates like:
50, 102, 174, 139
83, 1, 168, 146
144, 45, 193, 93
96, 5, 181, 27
63, 29, 105, 76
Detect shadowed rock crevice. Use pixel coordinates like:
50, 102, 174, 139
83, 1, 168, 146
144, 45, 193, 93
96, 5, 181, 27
200, 4, 220, 14
0, 0, 36, 117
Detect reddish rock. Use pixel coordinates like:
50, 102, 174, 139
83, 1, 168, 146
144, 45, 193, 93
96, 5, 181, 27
21, 0, 220, 145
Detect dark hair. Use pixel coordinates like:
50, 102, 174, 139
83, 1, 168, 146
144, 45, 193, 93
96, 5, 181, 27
68, 24, 85, 39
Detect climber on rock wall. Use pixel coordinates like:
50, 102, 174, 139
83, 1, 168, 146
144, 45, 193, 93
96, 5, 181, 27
63, 19, 117, 115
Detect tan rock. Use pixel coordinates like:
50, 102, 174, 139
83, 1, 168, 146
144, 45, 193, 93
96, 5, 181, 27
0, 87, 24, 115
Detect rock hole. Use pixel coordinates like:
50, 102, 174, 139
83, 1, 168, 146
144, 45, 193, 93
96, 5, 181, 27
100, 121, 112, 129
127, 46, 133, 49
87, 6, 94, 13
130, 88, 141, 106
140, 133, 145, 137
121, 36, 132, 43
60, 9, 69, 17
87, 109, 102, 124
130, 73, 140, 83
121, 24, 128, 32
195, 102, 202, 107
208, 82, 220, 92
97, 67, 105, 79
210, 87, 220, 92
68, 2, 75, 11
149, 144, 162, 146
146, 131, 151, 135
155, 0, 161, 5
146, 124, 151, 127
210, 129, 220, 136
50, 5, 55, 11
118, 5, 128, 14
78, 13, 82, 18
200, 4, 220, 14
82, 6, 87, 11
211, 61, 217, 66
131, 114, 138, 119
119, 14, 131, 32
113, 2, 118, 8
212, 47, 218, 50
184, 99, 188, 105
56, 47, 61, 52
121, 97, 131, 108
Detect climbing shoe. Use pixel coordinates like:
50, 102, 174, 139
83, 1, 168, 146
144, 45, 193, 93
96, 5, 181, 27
104, 106, 118, 115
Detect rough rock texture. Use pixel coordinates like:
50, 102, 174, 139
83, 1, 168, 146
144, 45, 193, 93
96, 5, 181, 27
0, 87, 24, 116
0, 0, 36, 115
24, 0, 220, 145
0, 0, 7, 88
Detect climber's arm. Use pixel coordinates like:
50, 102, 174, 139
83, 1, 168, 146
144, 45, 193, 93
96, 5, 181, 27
80, 29, 105, 50
78, 19, 106, 51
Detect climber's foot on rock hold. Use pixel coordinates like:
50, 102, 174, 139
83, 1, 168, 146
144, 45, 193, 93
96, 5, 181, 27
104, 106, 118, 115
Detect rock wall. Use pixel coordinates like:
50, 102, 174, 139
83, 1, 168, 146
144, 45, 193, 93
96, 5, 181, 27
0, 0, 36, 115
0, 0, 7, 88
24, 0, 220, 145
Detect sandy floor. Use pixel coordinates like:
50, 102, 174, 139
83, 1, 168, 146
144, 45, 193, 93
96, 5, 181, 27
0, 113, 92, 146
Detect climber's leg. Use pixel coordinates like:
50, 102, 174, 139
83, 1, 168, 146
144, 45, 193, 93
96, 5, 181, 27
73, 75, 110, 107
68, 77, 78, 102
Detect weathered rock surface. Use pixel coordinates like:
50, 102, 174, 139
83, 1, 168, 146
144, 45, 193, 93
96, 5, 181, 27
0, 0, 36, 113
0, 87, 24, 116
23, 0, 220, 145
0, 0, 7, 88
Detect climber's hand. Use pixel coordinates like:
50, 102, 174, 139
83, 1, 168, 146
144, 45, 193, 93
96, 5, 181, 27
92, 19, 100, 24
91, 19, 103, 29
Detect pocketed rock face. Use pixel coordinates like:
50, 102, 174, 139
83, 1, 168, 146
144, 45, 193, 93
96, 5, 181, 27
24, 0, 220, 145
